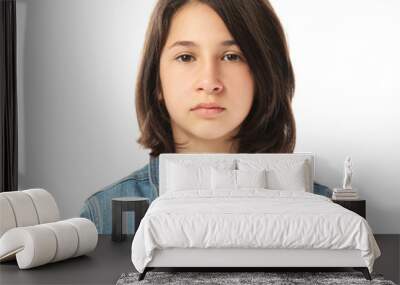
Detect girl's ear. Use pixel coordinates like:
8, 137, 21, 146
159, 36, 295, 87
157, 93, 163, 101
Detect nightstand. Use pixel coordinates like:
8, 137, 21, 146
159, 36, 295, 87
332, 199, 366, 219
112, 197, 149, 242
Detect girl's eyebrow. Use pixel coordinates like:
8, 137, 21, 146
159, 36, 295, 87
168, 40, 238, 49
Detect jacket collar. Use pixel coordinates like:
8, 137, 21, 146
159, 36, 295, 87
148, 155, 159, 196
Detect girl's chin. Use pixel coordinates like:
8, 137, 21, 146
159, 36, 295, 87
172, 120, 239, 141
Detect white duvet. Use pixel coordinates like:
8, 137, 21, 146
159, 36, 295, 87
131, 189, 381, 273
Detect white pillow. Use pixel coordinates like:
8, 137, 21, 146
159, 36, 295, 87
238, 159, 310, 192
211, 168, 236, 190
211, 168, 267, 190
266, 161, 309, 191
166, 159, 236, 192
167, 162, 211, 191
237, 169, 267, 188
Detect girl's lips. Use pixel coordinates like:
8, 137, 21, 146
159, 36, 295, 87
191, 107, 225, 118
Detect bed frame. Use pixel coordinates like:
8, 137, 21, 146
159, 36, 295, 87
138, 153, 372, 281
139, 248, 371, 280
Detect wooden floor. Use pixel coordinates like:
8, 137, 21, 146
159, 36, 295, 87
0, 234, 398, 284
373, 234, 400, 284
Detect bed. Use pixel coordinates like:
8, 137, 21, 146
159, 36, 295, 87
131, 153, 381, 281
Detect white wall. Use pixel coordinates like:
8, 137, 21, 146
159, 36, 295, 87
17, 0, 400, 233
16, 0, 157, 220
272, 0, 400, 234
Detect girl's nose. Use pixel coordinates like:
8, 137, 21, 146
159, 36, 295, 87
196, 64, 224, 95
199, 82, 224, 95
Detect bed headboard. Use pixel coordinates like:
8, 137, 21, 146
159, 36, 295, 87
159, 153, 315, 195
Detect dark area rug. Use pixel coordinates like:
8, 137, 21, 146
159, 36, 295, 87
116, 271, 397, 285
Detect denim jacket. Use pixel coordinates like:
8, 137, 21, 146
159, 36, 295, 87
80, 155, 332, 234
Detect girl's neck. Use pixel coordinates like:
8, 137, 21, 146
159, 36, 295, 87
172, 122, 240, 153
174, 132, 239, 154
176, 140, 238, 153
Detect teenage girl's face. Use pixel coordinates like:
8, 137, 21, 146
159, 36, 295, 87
159, 2, 254, 143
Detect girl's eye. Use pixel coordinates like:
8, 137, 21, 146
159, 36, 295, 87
223, 53, 241, 62
176, 54, 194, 62
175, 53, 242, 63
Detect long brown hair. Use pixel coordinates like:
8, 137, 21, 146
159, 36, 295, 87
136, 0, 296, 156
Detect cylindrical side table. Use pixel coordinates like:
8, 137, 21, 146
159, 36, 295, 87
112, 197, 149, 242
